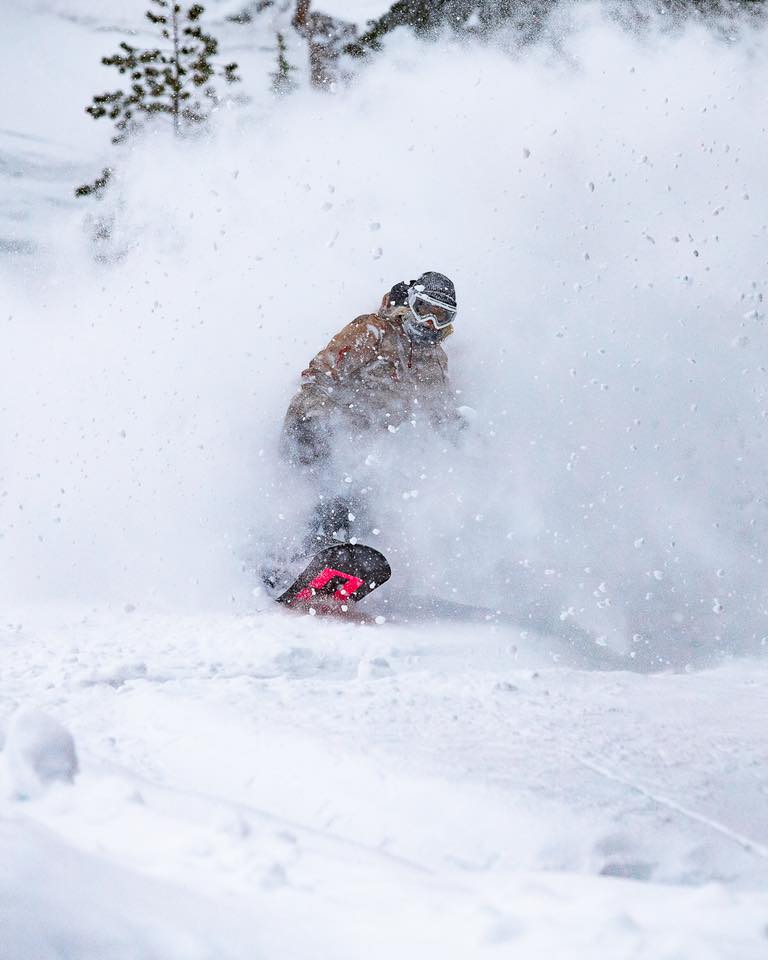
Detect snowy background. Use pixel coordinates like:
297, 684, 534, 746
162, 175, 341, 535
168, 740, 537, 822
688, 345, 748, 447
2, 1, 768, 957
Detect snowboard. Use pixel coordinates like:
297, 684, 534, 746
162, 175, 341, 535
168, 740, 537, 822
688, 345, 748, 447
276, 543, 391, 613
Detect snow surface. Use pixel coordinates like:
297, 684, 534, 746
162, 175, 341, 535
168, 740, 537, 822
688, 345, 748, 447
3, 708, 78, 799
2, 610, 768, 958
2, 1, 768, 957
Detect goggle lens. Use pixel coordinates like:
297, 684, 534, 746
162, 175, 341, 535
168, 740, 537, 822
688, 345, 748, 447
409, 291, 456, 329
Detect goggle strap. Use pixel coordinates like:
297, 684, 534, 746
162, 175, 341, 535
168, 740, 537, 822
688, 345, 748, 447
412, 290, 456, 312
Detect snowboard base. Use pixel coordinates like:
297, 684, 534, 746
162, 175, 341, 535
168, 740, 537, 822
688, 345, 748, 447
276, 543, 391, 611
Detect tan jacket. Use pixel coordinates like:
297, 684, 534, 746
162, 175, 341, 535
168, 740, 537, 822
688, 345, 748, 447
282, 301, 457, 463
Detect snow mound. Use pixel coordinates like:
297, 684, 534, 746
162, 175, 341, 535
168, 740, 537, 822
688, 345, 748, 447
4, 707, 79, 799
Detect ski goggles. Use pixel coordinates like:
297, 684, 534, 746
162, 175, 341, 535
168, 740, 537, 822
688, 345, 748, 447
407, 288, 457, 329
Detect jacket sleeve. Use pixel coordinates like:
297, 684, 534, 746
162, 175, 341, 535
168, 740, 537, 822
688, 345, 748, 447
292, 315, 385, 419
281, 315, 384, 465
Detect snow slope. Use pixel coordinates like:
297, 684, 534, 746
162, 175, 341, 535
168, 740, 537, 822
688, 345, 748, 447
2, 1, 768, 957
2, 609, 768, 958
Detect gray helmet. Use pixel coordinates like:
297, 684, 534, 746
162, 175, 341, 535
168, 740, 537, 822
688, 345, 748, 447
413, 271, 456, 309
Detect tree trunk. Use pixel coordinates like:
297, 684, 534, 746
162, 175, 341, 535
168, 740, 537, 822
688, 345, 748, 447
171, 4, 181, 135
292, 0, 332, 89
292, 0, 310, 32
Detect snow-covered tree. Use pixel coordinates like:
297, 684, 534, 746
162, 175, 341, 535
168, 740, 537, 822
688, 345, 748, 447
271, 31, 298, 94
77, 1, 240, 196
345, 0, 552, 54
346, 0, 766, 57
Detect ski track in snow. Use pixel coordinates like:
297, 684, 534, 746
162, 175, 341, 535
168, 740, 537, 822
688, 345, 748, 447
577, 756, 768, 862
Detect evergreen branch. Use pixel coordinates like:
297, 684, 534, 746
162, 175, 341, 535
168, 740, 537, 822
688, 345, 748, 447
75, 166, 113, 198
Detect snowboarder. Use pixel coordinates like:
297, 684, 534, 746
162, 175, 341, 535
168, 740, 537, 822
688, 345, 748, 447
280, 270, 463, 550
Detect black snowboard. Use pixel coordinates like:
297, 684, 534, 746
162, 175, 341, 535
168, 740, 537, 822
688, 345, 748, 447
276, 543, 391, 609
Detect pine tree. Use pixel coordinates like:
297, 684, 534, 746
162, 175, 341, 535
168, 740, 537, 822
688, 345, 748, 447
77, 1, 240, 195
271, 32, 297, 94
345, 0, 766, 57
